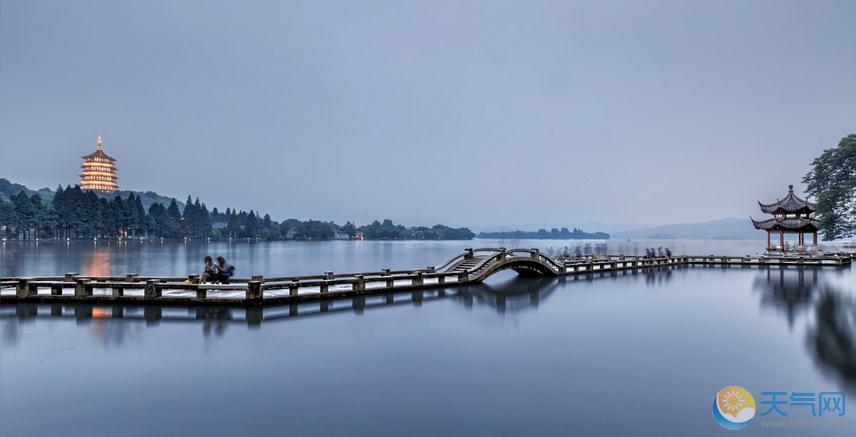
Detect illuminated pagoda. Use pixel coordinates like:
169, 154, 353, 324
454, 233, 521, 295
80, 133, 118, 192
751, 185, 819, 253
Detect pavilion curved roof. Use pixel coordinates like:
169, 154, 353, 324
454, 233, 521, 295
751, 217, 819, 232
758, 185, 815, 214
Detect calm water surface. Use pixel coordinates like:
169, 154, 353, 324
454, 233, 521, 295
0, 238, 799, 278
2, 240, 855, 436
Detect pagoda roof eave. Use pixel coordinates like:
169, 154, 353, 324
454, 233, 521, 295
757, 185, 816, 214
81, 150, 117, 161
751, 217, 820, 232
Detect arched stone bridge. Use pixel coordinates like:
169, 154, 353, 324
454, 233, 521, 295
2, 248, 852, 306
437, 247, 565, 280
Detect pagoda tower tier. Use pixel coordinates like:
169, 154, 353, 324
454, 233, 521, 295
80, 134, 118, 192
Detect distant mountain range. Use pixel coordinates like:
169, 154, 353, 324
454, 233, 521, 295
611, 218, 764, 240
0, 179, 54, 203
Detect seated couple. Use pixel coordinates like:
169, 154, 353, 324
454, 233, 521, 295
200, 256, 236, 283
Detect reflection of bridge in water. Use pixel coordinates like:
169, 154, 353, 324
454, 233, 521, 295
3, 248, 852, 306
1, 266, 680, 334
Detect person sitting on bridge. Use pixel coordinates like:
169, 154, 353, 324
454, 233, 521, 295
215, 256, 235, 283
200, 256, 220, 283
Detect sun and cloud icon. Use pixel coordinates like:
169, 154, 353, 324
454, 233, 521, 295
712, 386, 756, 430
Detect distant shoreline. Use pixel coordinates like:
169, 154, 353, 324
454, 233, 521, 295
0, 236, 475, 242
477, 228, 609, 240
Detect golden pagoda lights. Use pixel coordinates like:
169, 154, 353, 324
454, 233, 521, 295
80, 133, 118, 192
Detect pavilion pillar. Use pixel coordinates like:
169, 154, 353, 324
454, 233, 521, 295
813, 232, 817, 246
767, 232, 771, 250
779, 231, 784, 251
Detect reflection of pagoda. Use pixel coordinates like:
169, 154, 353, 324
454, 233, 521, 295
751, 185, 819, 253
753, 268, 818, 327
80, 134, 118, 192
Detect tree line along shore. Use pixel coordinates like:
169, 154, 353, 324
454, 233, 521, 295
0, 184, 475, 241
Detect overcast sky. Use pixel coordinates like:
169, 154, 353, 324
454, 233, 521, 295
2, 0, 854, 229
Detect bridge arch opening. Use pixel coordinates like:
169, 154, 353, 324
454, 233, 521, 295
474, 258, 560, 282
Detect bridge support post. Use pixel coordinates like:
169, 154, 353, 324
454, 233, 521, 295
246, 280, 263, 304
412, 272, 424, 286
354, 275, 365, 293
320, 281, 329, 294
289, 280, 299, 297
437, 275, 445, 285
144, 279, 160, 298
51, 284, 63, 296
324, 271, 334, 279
16, 279, 29, 298
531, 248, 540, 259
112, 286, 124, 297
75, 279, 92, 297
464, 248, 474, 259
458, 273, 468, 283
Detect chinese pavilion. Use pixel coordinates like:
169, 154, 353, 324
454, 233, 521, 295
751, 185, 819, 252
80, 134, 118, 192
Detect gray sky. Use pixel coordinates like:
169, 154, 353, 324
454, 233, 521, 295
2, 0, 854, 229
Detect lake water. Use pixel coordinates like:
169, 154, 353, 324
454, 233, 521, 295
2, 240, 856, 436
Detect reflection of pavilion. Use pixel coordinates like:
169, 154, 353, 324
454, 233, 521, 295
809, 288, 856, 392
753, 267, 819, 326
751, 267, 856, 391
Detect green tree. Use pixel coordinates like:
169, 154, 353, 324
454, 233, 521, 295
10, 191, 34, 239
165, 198, 183, 237
0, 197, 17, 238
245, 210, 259, 237
226, 209, 241, 238
195, 199, 211, 238
341, 221, 357, 238
803, 134, 856, 240
132, 195, 147, 237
